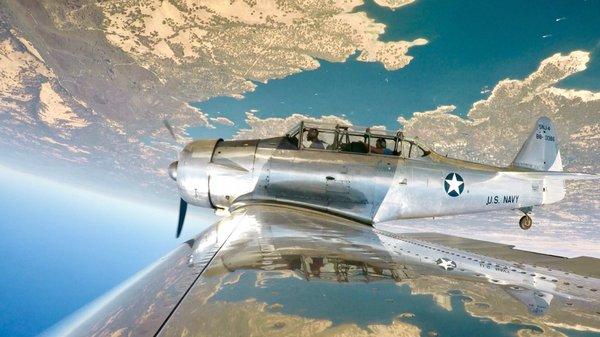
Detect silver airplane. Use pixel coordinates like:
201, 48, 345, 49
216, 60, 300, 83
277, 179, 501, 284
45, 117, 600, 336
169, 116, 597, 233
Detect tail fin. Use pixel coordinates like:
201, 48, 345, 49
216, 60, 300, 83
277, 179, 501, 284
511, 117, 562, 172
507, 117, 600, 205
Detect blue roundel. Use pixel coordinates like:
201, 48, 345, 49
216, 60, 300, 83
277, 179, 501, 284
444, 173, 464, 197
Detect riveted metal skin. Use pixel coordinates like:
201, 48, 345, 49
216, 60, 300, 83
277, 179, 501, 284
181, 136, 547, 224
373, 152, 541, 223
178, 117, 596, 225
208, 139, 259, 209
249, 137, 397, 223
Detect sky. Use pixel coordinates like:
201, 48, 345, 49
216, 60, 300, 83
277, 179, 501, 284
0, 165, 215, 337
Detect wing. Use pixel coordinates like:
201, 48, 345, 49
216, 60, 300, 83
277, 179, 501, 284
46, 205, 600, 336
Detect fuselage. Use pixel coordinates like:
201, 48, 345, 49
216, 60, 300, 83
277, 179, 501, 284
175, 135, 553, 224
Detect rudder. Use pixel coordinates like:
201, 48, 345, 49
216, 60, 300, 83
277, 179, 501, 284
511, 117, 562, 172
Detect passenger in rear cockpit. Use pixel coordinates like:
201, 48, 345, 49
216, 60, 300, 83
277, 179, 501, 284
371, 138, 393, 155
306, 128, 325, 149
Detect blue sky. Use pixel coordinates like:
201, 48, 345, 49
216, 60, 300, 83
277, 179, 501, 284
0, 165, 215, 336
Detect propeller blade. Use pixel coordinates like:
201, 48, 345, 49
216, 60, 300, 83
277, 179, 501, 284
163, 118, 178, 142
176, 198, 188, 238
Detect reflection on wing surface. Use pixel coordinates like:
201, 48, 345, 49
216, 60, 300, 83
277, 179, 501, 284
49, 205, 600, 337
157, 205, 600, 336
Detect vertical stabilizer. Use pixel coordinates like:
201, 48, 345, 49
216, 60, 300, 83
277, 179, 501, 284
511, 117, 562, 172
511, 117, 565, 204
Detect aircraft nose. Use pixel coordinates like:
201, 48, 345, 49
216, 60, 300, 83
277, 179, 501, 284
168, 161, 178, 181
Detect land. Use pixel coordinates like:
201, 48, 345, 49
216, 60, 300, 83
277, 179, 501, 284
162, 300, 422, 337
374, 0, 416, 9
0, 0, 427, 199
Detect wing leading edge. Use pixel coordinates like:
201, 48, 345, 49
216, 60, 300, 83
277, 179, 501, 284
43, 215, 240, 337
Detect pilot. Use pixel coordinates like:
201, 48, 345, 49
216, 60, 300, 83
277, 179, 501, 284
306, 128, 325, 149
372, 138, 393, 155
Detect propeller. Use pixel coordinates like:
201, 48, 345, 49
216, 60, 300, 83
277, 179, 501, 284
163, 118, 178, 143
163, 118, 187, 238
176, 198, 188, 238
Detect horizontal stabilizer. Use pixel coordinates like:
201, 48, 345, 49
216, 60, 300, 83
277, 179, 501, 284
501, 171, 599, 181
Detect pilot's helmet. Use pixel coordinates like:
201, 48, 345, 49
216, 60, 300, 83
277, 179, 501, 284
376, 138, 387, 148
307, 128, 319, 141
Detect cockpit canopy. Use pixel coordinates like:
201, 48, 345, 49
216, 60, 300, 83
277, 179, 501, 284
285, 121, 431, 159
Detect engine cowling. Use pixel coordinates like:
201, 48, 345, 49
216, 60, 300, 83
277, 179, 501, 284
175, 139, 221, 208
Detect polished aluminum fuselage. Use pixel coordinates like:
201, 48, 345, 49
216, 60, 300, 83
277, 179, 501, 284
177, 137, 546, 224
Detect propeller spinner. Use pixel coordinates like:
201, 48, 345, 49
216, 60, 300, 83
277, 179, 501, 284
168, 160, 178, 181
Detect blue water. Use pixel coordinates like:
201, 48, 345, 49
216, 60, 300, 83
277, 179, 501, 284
212, 272, 555, 337
190, 0, 600, 139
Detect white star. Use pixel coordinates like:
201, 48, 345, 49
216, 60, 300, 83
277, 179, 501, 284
437, 258, 456, 270
445, 173, 463, 195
